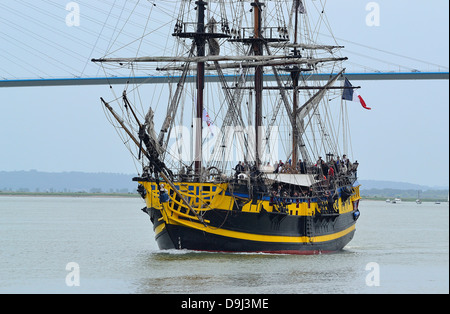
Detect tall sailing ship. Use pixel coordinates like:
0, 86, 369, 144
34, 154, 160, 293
93, 0, 362, 254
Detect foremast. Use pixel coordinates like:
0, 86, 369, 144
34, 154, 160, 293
171, 0, 232, 178
194, 1, 206, 176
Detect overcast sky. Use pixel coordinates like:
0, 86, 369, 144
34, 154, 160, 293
0, 0, 448, 187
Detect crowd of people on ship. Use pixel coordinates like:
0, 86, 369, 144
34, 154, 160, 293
269, 184, 313, 201
234, 154, 358, 180
170, 154, 358, 192
233, 154, 358, 206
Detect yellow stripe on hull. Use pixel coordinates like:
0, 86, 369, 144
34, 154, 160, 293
161, 214, 356, 244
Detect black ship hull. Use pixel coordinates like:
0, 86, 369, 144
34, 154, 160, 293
146, 207, 358, 255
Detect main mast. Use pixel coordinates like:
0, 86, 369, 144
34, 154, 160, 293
291, 0, 301, 165
252, 0, 263, 168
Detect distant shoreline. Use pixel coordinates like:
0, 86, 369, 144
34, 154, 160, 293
363, 196, 448, 203
0, 191, 447, 203
0, 192, 140, 198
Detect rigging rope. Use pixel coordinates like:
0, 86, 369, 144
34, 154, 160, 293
0, 0, 447, 81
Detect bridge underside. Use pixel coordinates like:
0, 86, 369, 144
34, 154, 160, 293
0, 72, 448, 88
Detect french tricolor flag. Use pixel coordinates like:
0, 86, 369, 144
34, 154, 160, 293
203, 108, 215, 136
343, 78, 371, 110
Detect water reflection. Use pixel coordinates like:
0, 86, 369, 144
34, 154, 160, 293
133, 248, 368, 294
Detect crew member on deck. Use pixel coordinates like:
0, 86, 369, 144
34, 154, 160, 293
235, 161, 244, 179
159, 184, 169, 203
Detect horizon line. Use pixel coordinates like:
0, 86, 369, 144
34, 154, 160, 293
1, 169, 448, 189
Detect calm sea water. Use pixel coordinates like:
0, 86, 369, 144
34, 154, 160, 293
0, 196, 448, 294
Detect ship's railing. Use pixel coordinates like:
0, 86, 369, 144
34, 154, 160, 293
144, 180, 360, 220
352, 185, 361, 199
230, 26, 289, 41
146, 182, 228, 222
264, 184, 361, 216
